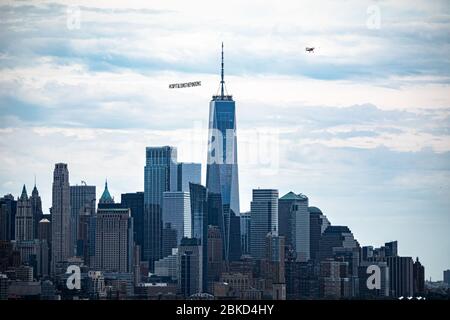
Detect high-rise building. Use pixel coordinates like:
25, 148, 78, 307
444, 269, 450, 286
178, 237, 203, 297
358, 261, 390, 298
261, 232, 286, 299
177, 163, 201, 192
250, 189, 278, 260
308, 206, 330, 261
162, 191, 191, 253
70, 183, 96, 256
162, 223, 178, 258
206, 43, 241, 262
30, 183, 43, 239
413, 257, 425, 296
38, 218, 51, 242
15, 185, 33, 241
278, 192, 307, 248
385, 241, 398, 257
94, 208, 133, 273
240, 212, 251, 255
144, 146, 177, 271
317, 226, 359, 262
286, 193, 309, 262
121, 192, 144, 256
386, 256, 413, 298
51, 163, 71, 273
189, 183, 208, 292
207, 225, 223, 291
155, 248, 179, 281
0, 194, 16, 241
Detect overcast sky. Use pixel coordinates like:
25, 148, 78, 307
0, 0, 449, 280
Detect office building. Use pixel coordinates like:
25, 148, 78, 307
144, 146, 177, 271
386, 256, 413, 298
250, 189, 278, 260
240, 212, 251, 255
0, 194, 17, 241
177, 163, 201, 192
206, 43, 241, 262
162, 191, 191, 253
51, 163, 71, 274
413, 257, 425, 296
15, 185, 33, 241
308, 206, 330, 261
121, 192, 144, 256
30, 183, 43, 239
94, 208, 133, 273
178, 237, 203, 297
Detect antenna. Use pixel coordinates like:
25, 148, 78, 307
221, 42, 224, 98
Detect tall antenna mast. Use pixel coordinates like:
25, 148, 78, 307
221, 42, 224, 98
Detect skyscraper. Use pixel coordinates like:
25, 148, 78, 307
15, 185, 33, 241
250, 189, 279, 260
94, 208, 133, 273
98, 180, 115, 206
317, 226, 359, 262
51, 163, 71, 273
0, 194, 16, 241
386, 256, 413, 298
144, 146, 177, 270
308, 206, 330, 261
278, 192, 309, 261
240, 212, 251, 255
162, 191, 191, 252
413, 257, 425, 296
189, 183, 208, 292
70, 183, 96, 255
177, 163, 201, 192
121, 192, 144, 256
206, 43, 241, 262
178, 237, 203, 297
30, 183, 43, 239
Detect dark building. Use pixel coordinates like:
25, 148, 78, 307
317, 226, 359, 262
189, 183, 208, 292
308, 206, 330, 261
444, 269, 450, 286
207, 225, 223, 292
386, 256, 413, 298
121, 192, 144, 253
30, 184, 43, 239
0, 194, 17, 241
70, 183, 96, 256
413, 257, 425, 296
162, 223, 177, 258
178, 237, 202, 297
285, 259, 320, 299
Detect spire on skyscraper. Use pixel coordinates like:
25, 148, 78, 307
221, 42, 224, 98
99, 179, 114, 204
20, 184, 28, 200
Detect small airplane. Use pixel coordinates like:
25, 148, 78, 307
305, 47, 315, 53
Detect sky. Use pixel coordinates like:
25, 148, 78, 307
0, 0, 449, 280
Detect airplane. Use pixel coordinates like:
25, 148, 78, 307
305, 47, 315, 53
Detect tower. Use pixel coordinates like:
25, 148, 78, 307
15, 185, 33, 241
144, 146, 177, 271
206, 43, 241, 262
51, 163, 71, 274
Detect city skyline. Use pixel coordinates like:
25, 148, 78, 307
0, 0, 449, 283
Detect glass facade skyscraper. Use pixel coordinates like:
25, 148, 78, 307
206, 43, 241, 262
144, 146, 177, 271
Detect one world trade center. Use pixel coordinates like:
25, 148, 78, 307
206, 43, 241, 262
